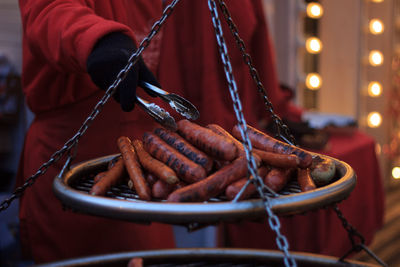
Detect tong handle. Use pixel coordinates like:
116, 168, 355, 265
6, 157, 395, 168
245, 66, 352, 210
139, 81, 168, 96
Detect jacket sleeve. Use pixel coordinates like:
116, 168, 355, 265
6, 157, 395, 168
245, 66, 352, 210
19, 0, 136, 72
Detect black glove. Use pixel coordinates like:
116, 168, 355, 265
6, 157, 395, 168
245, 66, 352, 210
87, 32, 160, 112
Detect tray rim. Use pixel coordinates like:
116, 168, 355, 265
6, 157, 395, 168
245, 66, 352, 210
35, 248, 377, 267
53, 152, 356, 225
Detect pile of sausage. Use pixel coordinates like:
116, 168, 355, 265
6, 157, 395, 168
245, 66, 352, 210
89, 119, 336, 202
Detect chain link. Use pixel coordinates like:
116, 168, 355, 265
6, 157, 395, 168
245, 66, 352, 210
216, 2, 387, 266
333, 204, 365, 247
207, 1, 296, 266
217, 0, 296, 146
333, 205, 387, 266
0, 0, 180, 212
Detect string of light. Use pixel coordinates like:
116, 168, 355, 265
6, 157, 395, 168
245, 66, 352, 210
365, 0, 400, 181
305, 2, 323, 92
366, 0, 384, 128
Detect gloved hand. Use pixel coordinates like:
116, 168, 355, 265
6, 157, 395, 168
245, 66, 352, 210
87, 32, 160, 112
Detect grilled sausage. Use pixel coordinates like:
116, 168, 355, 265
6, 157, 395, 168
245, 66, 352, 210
225, 166, 270, 200
154, 127, 213, 173
232, 124, 312, 168
118, 136, 151, 201
167, 156, 259, 202
297, 168, 317, 192
264, 167, 296, 193
132, 139, 179, 185
143, 132, 206, 184
177, 119, 238, 161
89, 156, 125, 196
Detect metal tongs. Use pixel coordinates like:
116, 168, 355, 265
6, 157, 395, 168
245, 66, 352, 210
136, 81, 199, 131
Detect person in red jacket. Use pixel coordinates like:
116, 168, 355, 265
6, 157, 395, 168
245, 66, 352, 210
16, 0, 299, 264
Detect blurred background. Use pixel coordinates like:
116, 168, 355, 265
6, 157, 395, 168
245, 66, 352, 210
0, 0, 399, 266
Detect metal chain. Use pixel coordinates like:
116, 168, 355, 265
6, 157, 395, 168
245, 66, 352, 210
333, 205, 388, 267
0, 0, 180, 212
218, 2, 387, 266
333, 204, 365, 248
217, 0, 296, 146
207, 1, 296, 266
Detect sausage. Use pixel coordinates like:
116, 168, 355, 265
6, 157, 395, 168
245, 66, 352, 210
142, 132, 206, 184
154, 127, 213, 173
89, 157, 125, 196
225, 178, 255, 201
297, 168, 317, 192
167, 156, 259, 202
118, 136, 151, 201
127, 258, 143, 267
132, 139, 179, 185
232, 124, 312, 168
177, 119, 238, 161
93, 171, 107, 184
207, 123, 245, 156
225, 166, 270, 200
145, 172, 158, 187
207, 124, 293, 171
253, 149, 300, 169
152, 180, 186, 199
108, 155, 122, 169
264, 167, 296, 193
152, 179, 175, 199
128, 173, 159, 191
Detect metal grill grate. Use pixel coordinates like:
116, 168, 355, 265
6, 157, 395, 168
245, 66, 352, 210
53, 153, 355, 225
70, 172, 303, 203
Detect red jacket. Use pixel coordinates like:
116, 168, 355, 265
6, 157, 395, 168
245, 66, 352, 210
17, 0, 298, 263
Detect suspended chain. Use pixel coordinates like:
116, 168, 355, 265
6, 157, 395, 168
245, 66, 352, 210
216, 0, 296, 146
207, 1, 296, 266
217, 2, 388, 266
0, 0, 180, 212
333, 205, 388, 267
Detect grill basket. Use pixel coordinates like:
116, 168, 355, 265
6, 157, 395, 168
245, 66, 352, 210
36, 248, 378, 267
53, 152, 356, 226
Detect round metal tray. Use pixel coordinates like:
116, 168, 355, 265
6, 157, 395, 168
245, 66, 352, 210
53, 153, 356, 225
36, 248, 377, 267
